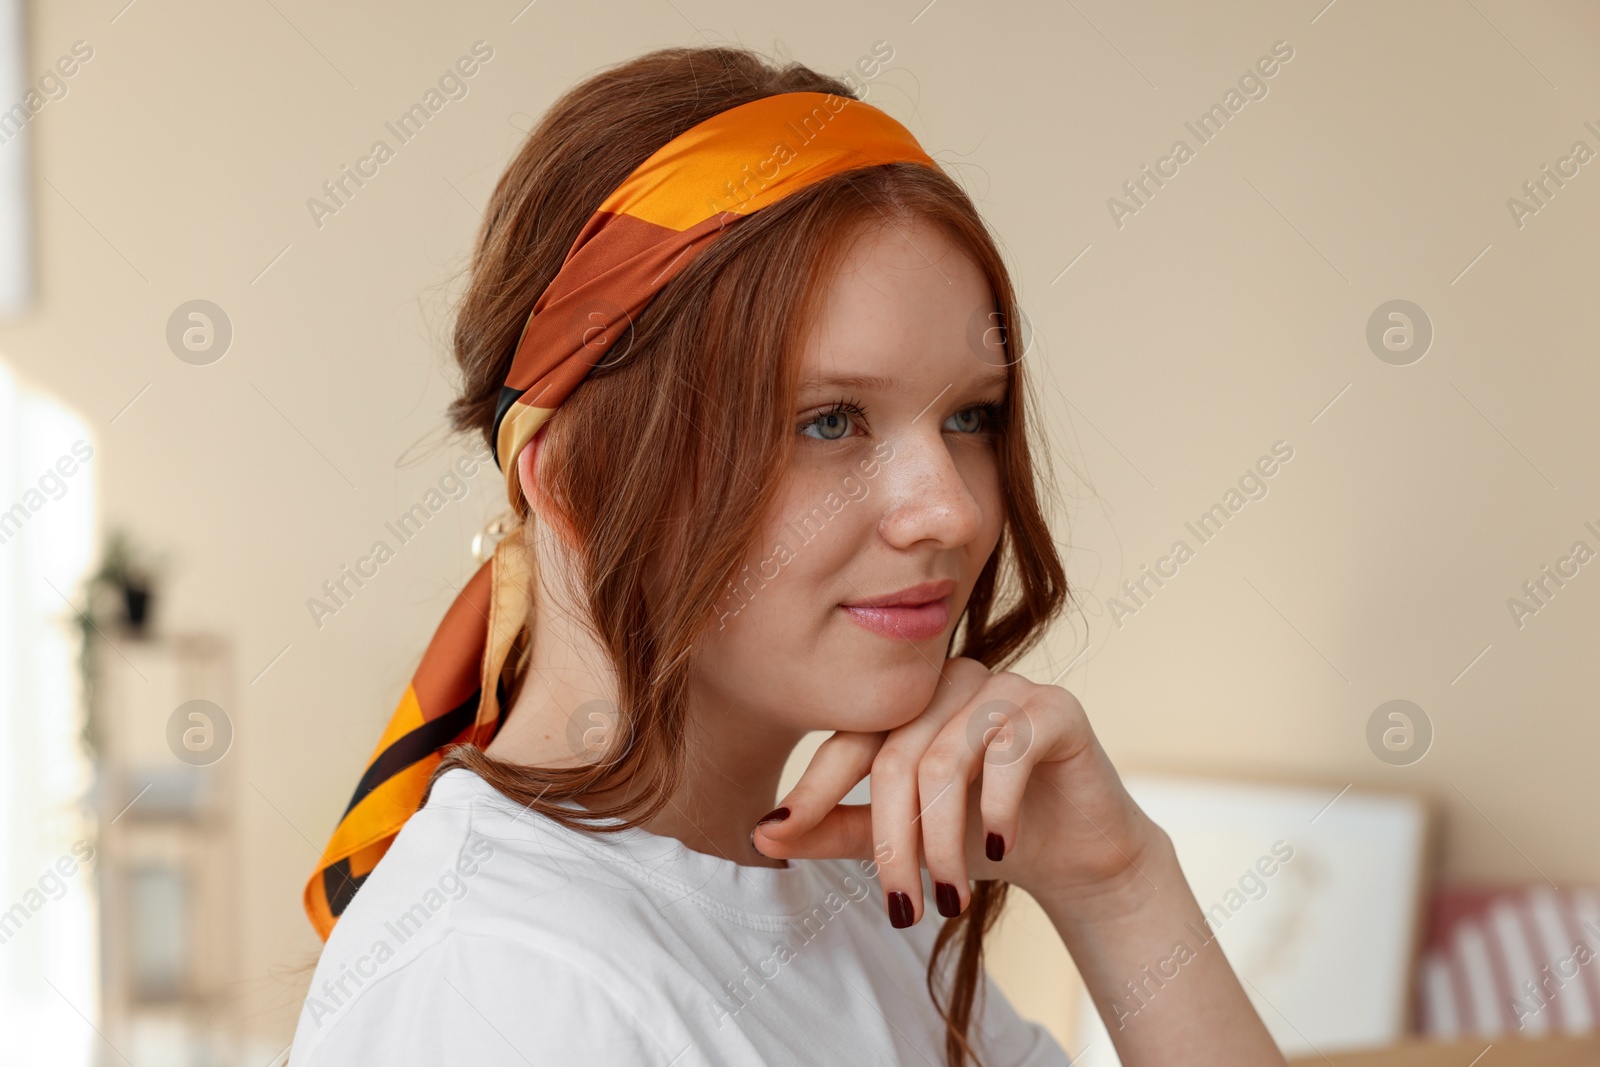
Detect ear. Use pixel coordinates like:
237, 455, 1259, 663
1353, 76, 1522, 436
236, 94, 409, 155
514, 427, 543, 509
515, 426, 572, 541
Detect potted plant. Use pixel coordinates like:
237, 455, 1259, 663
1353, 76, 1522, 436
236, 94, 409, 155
72, 529, 169, 762
89, 528, 167, 635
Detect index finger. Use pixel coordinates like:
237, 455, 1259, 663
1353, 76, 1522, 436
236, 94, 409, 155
755, 802, 879, 862
752, 730, 883, 850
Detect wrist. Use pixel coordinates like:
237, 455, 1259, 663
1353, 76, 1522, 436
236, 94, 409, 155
1030, 815, 1179, 936
1029, 820, 1288, 1065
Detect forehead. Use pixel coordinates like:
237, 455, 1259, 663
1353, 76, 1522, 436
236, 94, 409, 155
798, 218, 1002, 380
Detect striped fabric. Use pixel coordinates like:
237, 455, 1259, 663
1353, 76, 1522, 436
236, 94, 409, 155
1416, 884, 1600, 1037
301, 532, 533, 940
302, 91, 940, 940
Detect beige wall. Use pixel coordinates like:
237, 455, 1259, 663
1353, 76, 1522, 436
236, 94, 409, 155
4, 0, 1597, 1051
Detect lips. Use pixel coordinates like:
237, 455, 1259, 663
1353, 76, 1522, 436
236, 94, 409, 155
840, 578, 955, 641
841, 579, 955, 609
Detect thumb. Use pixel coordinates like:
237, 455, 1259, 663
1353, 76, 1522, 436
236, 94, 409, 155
753, 802, 877, 862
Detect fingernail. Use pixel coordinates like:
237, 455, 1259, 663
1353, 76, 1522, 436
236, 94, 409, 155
887, 890, 914, 928
749, 828, 763, 856
986, 832, 1005, 862
757, 806, 790, 826
935, 881, 962, 918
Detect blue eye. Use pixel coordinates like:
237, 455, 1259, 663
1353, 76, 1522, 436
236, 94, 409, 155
800, 398, 866, 441
945, 403, 1004, 435
806, 410, 851, 440
947, 408, 983, 433
799, 399, 1005, 441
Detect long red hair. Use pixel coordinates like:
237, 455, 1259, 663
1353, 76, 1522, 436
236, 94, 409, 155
432, 45, 1068, 1067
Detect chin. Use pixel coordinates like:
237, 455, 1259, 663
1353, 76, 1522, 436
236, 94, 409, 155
829, 656, 946, 731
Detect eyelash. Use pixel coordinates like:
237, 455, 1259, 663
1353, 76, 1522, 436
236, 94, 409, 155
798, 396, 1006, 440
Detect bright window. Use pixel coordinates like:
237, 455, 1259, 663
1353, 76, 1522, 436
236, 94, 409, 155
0, 357, 97, 1066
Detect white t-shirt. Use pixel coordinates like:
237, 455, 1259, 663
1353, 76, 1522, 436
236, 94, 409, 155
287, 766, 1072, 1066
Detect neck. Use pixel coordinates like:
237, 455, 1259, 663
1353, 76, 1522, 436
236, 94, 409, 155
482, 533, 806, 868
486, 666, 807, 869
630, 687, 809, 869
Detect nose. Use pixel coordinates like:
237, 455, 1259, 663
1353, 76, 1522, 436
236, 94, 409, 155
873, 427, 987, 551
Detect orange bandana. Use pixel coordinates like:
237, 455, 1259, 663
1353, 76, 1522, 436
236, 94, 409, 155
303, 91, 939, 940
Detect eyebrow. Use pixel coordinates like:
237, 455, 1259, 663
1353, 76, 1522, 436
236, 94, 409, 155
803, 368, 1009, 393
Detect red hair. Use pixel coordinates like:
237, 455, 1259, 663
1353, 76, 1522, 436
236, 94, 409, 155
433, 45, 1068, 1067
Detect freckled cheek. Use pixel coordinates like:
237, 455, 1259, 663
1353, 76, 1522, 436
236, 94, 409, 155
769, 512, 869, 605
980, 483, 1005, 543
961, 450, 1004, 518
703, 508, 857, 645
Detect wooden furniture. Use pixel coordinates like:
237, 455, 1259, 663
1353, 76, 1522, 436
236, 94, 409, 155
90, 628, 241, 1065
1289, 1036, 1600, 1065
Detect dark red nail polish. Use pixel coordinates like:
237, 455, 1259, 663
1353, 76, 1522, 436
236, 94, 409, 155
887, 890, 914, 928
757, 806, 790, 825
935, 881, 961, 917
986, 832, 1005, 862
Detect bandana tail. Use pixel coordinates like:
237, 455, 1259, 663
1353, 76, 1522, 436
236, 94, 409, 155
301, 528, 534, 940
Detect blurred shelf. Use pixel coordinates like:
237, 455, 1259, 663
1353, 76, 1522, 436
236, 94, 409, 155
87, 627, 243, 1065
1288, 1036, 1600, 1066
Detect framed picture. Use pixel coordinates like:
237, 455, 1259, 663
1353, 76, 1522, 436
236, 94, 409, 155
1070, 772, 1432, 1063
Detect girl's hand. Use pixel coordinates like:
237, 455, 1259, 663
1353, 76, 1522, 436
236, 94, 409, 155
751, 656, 1167, 927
